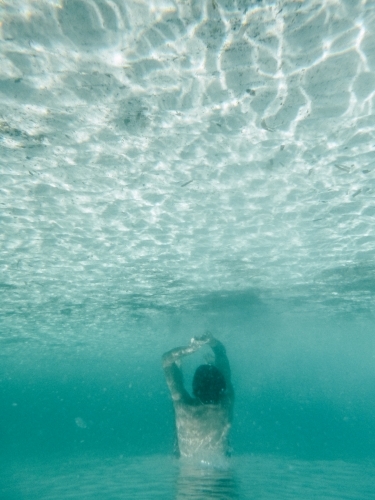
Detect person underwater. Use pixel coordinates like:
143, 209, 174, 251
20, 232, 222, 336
162, 333, 234, 458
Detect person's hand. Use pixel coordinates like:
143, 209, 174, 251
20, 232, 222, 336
189, 337, 207, 350
190, 331, 215, 348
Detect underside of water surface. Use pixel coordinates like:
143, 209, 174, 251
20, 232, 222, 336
1, 0, 375, 497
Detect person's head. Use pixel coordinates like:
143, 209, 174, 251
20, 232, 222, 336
192, 364, 226, 404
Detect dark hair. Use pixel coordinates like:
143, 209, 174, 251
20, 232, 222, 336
192, 365, 226, 404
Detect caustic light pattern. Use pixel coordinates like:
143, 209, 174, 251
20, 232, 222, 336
1, 0, 375, 334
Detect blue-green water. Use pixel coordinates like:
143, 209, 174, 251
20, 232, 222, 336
2, 305, 375, 498
2, 454, 375, 499
2, 0, 375, 497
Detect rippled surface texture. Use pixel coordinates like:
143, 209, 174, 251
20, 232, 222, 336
2, 0, 375, 324
2, 455, 375, 500
2, 1, 375, 499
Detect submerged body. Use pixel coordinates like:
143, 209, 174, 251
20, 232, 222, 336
174, 398, 232, 457
162, 334, 234, 458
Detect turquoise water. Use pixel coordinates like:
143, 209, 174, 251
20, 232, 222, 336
2, 455, 375, 499
2, 0, 375, 498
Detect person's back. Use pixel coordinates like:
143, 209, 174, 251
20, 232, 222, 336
162, 334, 234, 458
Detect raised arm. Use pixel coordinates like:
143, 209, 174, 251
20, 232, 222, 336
162, 339, 206, 404
210, 337, 234, 399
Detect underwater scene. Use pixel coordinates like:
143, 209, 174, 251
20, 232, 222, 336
1, 0, 375, 498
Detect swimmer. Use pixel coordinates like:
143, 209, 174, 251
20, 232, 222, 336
162, 333, 234, 458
